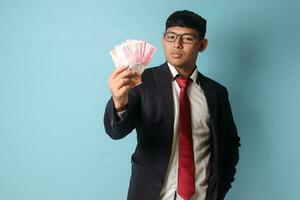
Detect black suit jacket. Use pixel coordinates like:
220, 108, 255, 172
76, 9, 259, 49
104, 62, 240, 200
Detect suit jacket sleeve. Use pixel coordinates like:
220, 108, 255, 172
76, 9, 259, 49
221, 88, 241, 196
103, 86, 141, 140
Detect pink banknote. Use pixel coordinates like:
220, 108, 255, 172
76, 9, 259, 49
110, 39, 156, 75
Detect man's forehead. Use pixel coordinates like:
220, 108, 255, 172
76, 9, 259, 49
166, 26, 199, 35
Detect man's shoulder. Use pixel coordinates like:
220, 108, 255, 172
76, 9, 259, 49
141, 62, 169, 79
141, 63, 229, 94
143, 62, 167, 73
198, 72, 229, 95
201, 73, 226, 88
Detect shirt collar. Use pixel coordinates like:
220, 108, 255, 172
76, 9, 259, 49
167, 62, 198, 83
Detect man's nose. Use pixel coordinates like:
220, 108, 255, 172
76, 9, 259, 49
173, 36, 183, 49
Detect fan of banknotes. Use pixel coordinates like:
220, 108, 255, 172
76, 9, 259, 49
110, 39, 156, 75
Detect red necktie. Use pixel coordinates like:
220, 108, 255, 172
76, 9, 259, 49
176, 76, 195, 200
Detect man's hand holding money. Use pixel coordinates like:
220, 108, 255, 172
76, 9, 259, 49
108, 39, 156, 112
108, 66, 139, 112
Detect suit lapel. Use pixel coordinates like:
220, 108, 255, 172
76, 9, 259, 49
196, 72, 217, 126
153, 62, 174, 156
197, 72, 219, 200
196, 71, 219, 153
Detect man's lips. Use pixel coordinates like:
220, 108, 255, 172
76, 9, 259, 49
170, 52, 183, 58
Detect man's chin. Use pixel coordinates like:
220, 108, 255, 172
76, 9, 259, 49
168, 61, 196, 72
168, 60, 184, 68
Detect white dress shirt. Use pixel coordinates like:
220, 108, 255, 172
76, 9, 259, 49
159, 63, 212, 200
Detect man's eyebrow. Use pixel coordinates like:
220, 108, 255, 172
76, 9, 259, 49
166, 31, 196, 35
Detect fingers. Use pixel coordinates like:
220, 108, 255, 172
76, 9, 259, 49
110, 67, 134, 83
109, 67, 137, 85
109, 67, 139, 93
114, 85, 131, 99
115, 77, 133, 90
130, 74, 142, 87
111, 66, 131, 79
108, 67, 140, 111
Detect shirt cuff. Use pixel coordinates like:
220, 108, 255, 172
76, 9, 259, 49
116, 110, 127, 120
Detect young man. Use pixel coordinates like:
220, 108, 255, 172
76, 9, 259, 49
104, 10, 240, 200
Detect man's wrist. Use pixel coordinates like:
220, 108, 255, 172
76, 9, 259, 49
115, 104, 128, 112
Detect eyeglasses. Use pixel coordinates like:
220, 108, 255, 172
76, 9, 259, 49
163, 32, 199, 44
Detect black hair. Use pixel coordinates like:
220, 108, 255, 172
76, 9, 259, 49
165, 10, 207, 38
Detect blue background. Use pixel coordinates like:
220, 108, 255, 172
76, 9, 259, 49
1, 0, 299, 199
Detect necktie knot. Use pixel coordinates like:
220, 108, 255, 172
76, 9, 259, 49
175, 76, 192, 90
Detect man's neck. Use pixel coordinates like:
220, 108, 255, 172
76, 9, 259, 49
174, 65, 196, 78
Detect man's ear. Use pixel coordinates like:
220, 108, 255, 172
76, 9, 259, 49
198, 38, 208, 52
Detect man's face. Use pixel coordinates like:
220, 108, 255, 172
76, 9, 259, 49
162, 26, 206, 70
